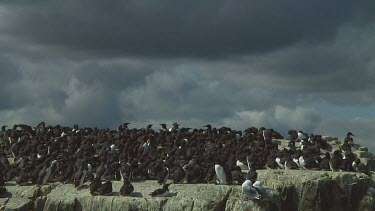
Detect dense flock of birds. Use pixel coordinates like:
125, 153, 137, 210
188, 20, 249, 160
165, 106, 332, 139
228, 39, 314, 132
0, 122, 369, 199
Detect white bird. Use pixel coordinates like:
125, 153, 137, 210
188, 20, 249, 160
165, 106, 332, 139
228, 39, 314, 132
297, 131, 306, 141
110, 144, 118, 154
214, 164, 227, 185
293, 157, 301, 168
253, 181, 273, 198
242, 180, 260, 200
298, 156, 306, 169
275, 157, 285, 169
236, 160, 248, 170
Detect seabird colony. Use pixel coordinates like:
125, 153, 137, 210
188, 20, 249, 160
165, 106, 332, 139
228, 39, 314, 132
0, 122, 368, 199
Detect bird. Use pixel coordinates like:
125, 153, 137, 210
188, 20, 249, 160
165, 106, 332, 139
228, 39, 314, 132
89, 177, 102, 195
150, 183, 171, 197
345, 132, 355, 144
241, 180, 260, 200
156, 166, 169, 185
214, 163, 227, 185
160, 124, 168, 132
173, 164, 186, 184
120, 177, 134, 196
246, 164, 258, 184
0, 186, 7, 196
40, 160, 58, 185
99, 180, 113, 196
252, 181, 272, 198
236, 158, 249, 170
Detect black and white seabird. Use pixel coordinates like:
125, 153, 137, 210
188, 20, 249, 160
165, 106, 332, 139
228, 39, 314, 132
89, 177, 102, 195
173, 164, 186, 184
246, 164, 258, 184
150, 183, 171, 197
120, 177, 134, 196
214, 161, 228, 185
99, 180, 113, 196
39, 160, 58, 185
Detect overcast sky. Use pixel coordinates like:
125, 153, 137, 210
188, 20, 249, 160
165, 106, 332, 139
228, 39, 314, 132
1, 1, 375, 151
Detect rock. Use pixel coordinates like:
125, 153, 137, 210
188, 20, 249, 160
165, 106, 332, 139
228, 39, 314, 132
36, 181, 278, 211
322, 136, 338, 143
358, 189, 375, 211
355, 151, 374, 159
2, 198, 33, 211
4, 183, 40, 199
34, 196, 47, 211
2, 170, 375, 211
225, 186, 281, 211
257, 170, 373, 211
359, 147, 368, 152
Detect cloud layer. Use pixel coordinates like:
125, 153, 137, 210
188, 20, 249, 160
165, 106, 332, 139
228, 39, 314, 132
0, 1, 375, 151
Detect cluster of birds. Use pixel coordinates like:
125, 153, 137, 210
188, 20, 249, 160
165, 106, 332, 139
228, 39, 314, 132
0, 122, 368, 199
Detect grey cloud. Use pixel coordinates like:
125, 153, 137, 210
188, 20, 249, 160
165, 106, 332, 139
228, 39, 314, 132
1, 1, 375, 57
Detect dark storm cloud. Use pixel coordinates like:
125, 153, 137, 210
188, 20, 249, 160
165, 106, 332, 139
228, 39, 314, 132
0, 1, 375, 151
1, 1, 375, 57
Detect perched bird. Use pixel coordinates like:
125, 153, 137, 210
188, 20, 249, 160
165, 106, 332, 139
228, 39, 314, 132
157, 166, 169, 185
236, 158, 249, 170
215, 163, 227, 185
246, 164, 258, 184
242, 180, 260, 200
150, 183, 171, 197
345, 132, 355, 145
0, 186, 7, 196
319, 152, 331, 170
39, 160, 58, 185
252, 181, 272, 198
173, 164, 186, 184
99, 180, 113, 196
120, 177, 134, 196
89, 178, 102, 195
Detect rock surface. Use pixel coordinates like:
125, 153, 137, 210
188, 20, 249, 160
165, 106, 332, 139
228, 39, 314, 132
2, 170, 374, 211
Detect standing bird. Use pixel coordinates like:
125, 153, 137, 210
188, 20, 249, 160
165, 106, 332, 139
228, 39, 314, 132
246, 164, 258, 184
120, 177, 134, 196
39, 160, 58, 185
214, 163, 227, 185
173, 164, 186, 184
320, 152, 331, 170
157, 166, 169, 185
150, 183, 171, 197
160, 124, 168, 132
345, 132, 355, 145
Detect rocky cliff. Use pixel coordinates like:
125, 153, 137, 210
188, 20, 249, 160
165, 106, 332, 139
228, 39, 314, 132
1, 170, 375, 211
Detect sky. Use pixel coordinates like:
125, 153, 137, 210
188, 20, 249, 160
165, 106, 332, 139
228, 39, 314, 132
0, 1, 375, 151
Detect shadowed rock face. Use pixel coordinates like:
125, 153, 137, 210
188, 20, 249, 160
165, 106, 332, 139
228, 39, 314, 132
2, 170, 375, 211
257, 170, 374, 211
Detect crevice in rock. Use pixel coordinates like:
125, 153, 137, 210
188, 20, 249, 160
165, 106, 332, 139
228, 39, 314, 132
216, 186, 231, 211
190, 198, 195, 211
159, 198, 168, 211
1, 198, 10, 210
